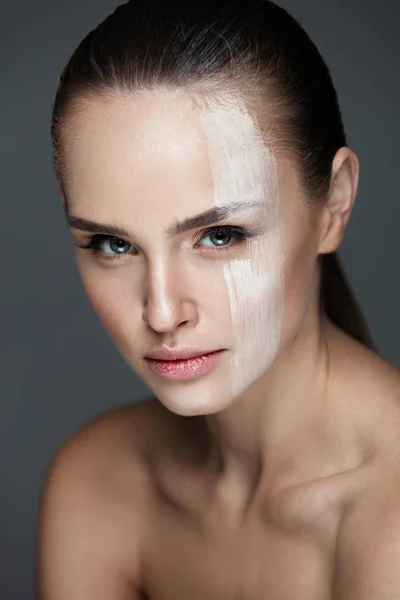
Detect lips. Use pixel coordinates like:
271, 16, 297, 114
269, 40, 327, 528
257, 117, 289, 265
144, 346, 222, 361
144, 349, 226, 381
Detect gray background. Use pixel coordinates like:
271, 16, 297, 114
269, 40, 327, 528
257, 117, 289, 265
1, 0, 399, 597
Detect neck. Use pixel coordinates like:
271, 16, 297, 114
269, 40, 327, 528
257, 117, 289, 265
203, 310, 333, 509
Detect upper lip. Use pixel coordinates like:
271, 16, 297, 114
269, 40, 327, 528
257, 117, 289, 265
144, 346, 223, 361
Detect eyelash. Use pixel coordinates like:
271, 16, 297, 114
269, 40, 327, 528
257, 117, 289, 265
75, 225, 256, 260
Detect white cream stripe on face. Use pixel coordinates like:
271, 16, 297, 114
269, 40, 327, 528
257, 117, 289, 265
199, 93, 284, 399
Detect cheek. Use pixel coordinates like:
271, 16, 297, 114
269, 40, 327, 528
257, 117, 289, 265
222, 237, 284, 396
226, 252, 283, 340
227, 258, 283, 352
78, 269, 138, 343
280, 228, 319, 342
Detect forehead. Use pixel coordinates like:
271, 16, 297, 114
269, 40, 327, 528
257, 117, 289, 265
61, 89, 292, 223
62, 91, 206, 218
63, 90, 205, 181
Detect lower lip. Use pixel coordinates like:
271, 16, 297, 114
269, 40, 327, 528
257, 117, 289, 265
144, 350, 225, 381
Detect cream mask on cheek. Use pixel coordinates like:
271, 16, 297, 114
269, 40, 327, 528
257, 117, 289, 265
199, 93, 284, 399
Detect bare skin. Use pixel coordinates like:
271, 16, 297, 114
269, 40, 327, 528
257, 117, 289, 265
37, 90, 400, 598
37, 321, 400, 599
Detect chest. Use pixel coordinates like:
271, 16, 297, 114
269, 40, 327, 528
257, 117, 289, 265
139, 487, 339, 600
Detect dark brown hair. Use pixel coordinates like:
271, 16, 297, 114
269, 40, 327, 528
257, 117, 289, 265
51, 0, 374, 349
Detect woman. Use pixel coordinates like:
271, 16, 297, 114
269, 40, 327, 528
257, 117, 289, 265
37, 0, 400, 598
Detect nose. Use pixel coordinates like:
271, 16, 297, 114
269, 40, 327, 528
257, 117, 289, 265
141, 260, 197, 333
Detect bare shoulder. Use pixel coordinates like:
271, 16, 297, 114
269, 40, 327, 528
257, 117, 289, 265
40, 397, 168, 500
327, 324, 400, 596
333, 445, 400, 598
36, 397, 170, 599
326, 321, 400, 442
326, 319, 400, 389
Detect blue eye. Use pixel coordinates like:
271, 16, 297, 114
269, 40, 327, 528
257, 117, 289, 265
198, 226, 252, 249
75, 235, 136, 256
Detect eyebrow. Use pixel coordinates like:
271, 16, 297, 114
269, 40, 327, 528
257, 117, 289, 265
66, 199, 267, 238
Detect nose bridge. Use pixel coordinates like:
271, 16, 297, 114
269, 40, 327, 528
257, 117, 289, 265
142, 252, 193, 331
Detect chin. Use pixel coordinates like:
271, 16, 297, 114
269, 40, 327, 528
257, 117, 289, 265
148, 382, 235, 417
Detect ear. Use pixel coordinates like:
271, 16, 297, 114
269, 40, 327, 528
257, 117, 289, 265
318, 147, 359, 255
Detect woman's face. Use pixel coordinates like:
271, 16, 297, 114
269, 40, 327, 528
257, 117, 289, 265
61, 89, 321, 415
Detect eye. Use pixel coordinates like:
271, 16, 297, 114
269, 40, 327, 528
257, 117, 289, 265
100, 237, 135, 255
197, 226, 255, 251
75, 234, 136, 256
199, 227, 234, 247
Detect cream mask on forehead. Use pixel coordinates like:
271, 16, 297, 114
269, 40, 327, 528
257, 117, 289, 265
199, 93, 284, 399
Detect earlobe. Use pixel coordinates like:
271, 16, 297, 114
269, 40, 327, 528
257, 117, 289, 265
318, 147, 359, 255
